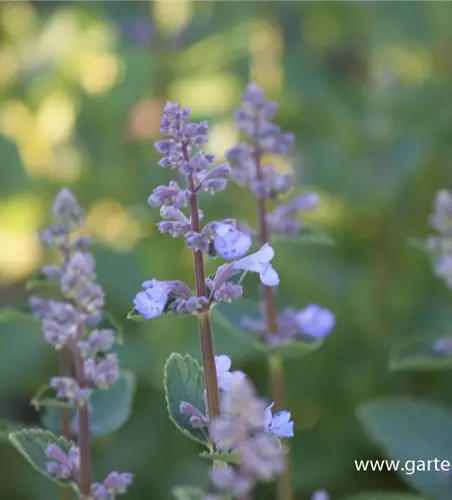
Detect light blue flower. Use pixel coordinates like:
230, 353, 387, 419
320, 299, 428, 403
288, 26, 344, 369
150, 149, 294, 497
264, 403, 294, 438
214, 224, 252, 260
295, 304, 335, 338
133, 279, 169, 319
232, 243, 279, 286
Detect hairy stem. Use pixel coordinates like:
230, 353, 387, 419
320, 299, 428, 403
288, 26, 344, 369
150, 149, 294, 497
254, 149, 293, 500
74, 324, 92, 499
186, 172, 221, 421
59, 348, 73, 500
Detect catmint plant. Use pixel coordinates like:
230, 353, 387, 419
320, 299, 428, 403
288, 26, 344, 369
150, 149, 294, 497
9, 189, 133, 500
226, 84, 336, 499
129, 101, 294, 498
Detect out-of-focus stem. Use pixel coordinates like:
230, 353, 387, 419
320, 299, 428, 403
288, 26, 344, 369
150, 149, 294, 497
254, 149, 294, 500
59, 348, 73, 500
74, 324, 91, 499
186, 172, 221, 421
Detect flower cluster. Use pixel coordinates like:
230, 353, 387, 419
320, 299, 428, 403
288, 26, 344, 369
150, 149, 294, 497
426, 189, 452, 289
180, 355, 294, 442
31, 189, 132, 497
31, 190, 119, 406
226, 84, 335, 344
200, 363, 293, 499
133, 102, 280, 320
45, 444, 132, 499
242, 303, 335, 344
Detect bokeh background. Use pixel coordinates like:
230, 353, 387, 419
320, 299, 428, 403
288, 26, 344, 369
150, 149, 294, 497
1, 1, 452, 499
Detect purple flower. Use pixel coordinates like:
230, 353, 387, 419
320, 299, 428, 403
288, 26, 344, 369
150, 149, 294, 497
295, 305, 335, 338
91, 472, 133, 499
52, 188, 84, 229
84, 353, 119, 389
232, 244, 279, 286
50, 377, 92, 406
264, 404, 294, 438
43, 318, 77, 348
267, 193, 320, 236
45, 444, 80, 479
430, 189, 452, 234
214, 224, 252, 260
148, 181, 188, 208
180, 401, 208, 427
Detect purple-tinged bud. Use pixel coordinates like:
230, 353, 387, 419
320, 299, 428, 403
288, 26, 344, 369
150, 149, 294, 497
29, 296, 50, 318
148, 181, 188, 208
78, 284, 105, 315
213, 282, 243, 303
71, 235, 91, 249
43, 318, 77, 348
104, 472, 134, 493
434, 254, 452, 288
50, 377, 92, 406
84, 353, 119, 389
52, 188, 84, 229
185, 231, 210, 252
77, 329, 115, 358
40, 223, 70, 247
60, 251, 96, 299
180, 401, 208, 427
213, 224, 252, 260
295, 305, 335, 339
42, 264, 62, 280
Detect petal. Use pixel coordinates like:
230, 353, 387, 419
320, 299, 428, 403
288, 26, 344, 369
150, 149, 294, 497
133, 291, 165, 319
257, 243, 275, 263
215, 354, 232, 375
264, 403, 274, 428
260, 264, 279, 286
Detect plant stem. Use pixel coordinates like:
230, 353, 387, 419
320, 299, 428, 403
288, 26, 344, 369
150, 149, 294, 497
254, 149, 294, 500
59, 348, 73, 500
74, 324, 92, 499
186, 172, 221, 421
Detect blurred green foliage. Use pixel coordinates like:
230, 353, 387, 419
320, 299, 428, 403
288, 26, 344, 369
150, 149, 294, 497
1, 1, 452, 499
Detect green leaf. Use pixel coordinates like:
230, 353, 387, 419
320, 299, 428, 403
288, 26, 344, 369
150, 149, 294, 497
343, 493, 427, 500
164, 353, 209, 446
172, 486, 205, 500
25, 272, 60, 293
8, 428, 78, 488
42, 371, 136, 438
126, 308, 148, 322
212, 299, 323, 359
0, 419, 25, 440
0, 308, 38, 325
389, 336, 452, 371
357, 398, 452, 500
199, 450, 241, 465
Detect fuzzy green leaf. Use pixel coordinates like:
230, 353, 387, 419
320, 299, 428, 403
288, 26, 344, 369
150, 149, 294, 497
389, 336, 452, 371
164, 353, 209, 446
0, 308, 38, 325
343, 493, 427, 500
357, 398, 452, 500
172, 486, 205, 500
199, 450, 241, 465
